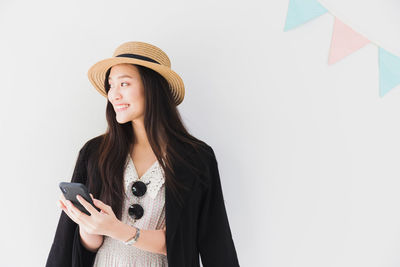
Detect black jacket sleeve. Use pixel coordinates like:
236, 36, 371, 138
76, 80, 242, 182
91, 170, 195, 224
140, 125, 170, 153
45, 142, 98, 267
197, 146, 240, 266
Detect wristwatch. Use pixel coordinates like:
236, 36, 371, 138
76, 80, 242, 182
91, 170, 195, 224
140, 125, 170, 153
123, 226, 140, 246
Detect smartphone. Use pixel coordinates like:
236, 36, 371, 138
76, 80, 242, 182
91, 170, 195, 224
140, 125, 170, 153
59, 182, 101, 215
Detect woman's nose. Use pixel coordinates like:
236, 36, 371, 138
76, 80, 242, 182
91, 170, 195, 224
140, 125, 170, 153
113, 94, 121, 101
110, 90, 122, 101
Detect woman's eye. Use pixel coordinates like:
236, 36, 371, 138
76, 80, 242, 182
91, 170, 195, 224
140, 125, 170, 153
108, 82, 127, 88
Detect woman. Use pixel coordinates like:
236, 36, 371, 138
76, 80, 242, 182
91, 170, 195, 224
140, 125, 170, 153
46, 41, 240, 267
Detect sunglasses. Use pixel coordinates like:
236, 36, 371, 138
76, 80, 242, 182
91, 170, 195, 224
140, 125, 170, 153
128, 180, 151, 222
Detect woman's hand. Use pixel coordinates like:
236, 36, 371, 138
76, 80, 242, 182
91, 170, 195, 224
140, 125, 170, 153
58, 193, 119, 237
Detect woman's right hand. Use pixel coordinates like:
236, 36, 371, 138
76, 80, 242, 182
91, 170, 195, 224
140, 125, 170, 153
58, 193, 102, 237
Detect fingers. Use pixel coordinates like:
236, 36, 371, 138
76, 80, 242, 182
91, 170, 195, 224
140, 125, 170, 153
58, 199, 68, 214
58, 195, 71, 215
58, 199, 80, 225
65, 199, 91, 223
91, 197, 112, 214
58, 194, 93, 232
59, 193, 67, 206
66, 201, 94, 231
76, 195, 97, 215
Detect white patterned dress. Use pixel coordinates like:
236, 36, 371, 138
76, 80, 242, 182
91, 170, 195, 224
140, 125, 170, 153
93, 154, 168, 267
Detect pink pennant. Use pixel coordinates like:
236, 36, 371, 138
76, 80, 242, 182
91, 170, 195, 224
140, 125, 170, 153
328, 18, 370, 65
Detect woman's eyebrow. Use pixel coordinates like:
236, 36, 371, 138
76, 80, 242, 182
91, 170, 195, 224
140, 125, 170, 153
108, 74, 133, 81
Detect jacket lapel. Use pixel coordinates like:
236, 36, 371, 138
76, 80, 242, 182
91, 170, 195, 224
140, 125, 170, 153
165, 162, 199, 243
165, 145, 201, 247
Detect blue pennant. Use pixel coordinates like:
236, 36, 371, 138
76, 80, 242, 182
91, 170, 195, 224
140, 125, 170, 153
284, 0, 328, 31
379, 47, 400, 97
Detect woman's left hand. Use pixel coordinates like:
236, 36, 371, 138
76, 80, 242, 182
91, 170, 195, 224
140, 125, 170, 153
64, 194, 119, 237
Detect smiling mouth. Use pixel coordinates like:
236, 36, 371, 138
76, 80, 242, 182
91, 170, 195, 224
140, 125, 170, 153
116, 104, 130, 111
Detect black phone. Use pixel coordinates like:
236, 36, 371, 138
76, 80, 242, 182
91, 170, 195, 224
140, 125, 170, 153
59, 182, 101, 215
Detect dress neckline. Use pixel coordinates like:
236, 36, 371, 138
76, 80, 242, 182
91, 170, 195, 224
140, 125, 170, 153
128, 154, 159, 180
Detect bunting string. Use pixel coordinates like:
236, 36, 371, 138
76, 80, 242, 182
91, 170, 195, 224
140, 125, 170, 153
284, 0, 400, 97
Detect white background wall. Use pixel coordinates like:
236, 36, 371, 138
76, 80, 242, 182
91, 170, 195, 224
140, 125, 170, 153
1, 0, 400, 266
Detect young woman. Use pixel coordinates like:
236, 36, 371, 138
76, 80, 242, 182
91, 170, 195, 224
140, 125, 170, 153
46, 41, 240, 267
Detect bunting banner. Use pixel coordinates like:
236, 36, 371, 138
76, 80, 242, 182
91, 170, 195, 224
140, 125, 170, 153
328, 18, 370, 65
284, 0, 328, 31
284, 0, 400, 97
379, 48, 400, 97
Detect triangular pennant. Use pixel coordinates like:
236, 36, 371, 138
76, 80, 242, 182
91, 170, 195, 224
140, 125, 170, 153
328, 18, 370, 65
284, 0, 328, 31
379, 47, 400, 97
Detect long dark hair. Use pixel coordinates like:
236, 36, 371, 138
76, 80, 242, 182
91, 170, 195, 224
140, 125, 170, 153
86, 64, 207, 220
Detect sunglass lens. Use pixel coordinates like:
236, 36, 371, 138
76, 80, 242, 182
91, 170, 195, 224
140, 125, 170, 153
128, 203, 144, 220
131, 181, 147, 197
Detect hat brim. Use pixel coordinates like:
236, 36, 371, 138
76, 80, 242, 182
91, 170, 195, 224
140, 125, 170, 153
87, 57, 185, 106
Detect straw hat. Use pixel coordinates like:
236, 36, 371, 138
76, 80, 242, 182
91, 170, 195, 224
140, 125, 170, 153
87, 41, 185, 106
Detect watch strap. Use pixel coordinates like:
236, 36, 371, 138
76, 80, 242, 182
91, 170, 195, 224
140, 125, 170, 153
123, 226, 140, 245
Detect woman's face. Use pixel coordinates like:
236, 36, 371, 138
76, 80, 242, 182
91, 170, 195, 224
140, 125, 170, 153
107, 63, 145, 124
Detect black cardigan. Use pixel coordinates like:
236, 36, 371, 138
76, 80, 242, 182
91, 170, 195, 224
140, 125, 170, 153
45, 136, 240, 267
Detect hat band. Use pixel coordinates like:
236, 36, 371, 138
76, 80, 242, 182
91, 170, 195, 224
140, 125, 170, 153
116, 53, 160, 65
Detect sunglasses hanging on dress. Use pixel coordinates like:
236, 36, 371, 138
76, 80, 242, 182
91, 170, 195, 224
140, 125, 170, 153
128, 180, 151, 221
